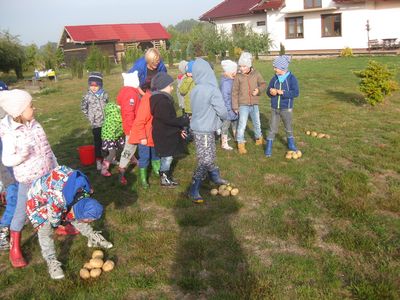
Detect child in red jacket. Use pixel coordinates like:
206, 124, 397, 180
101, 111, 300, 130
117, 71, 141, 185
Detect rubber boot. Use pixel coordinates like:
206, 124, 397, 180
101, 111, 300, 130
118, 167, 127, 185
287, 136, 297, 151
208, 168, 229, 185
238, 142, 247, 154
221, 134, 233, 150
9, 230, 27, 268
159, 171, 178, 187
255, 137, 264, 146
189, 178, 204, 204
139, 168, 149, 189
265, 139, 273, 157
101, 160, 112, 177
151, 159, 161, 176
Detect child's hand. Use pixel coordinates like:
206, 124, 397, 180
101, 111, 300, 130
140, 139, 148, 145
277, 89, 284, 95
252, 88, 259, 96
233, 109, 239, 114
269, 88, 277, 96
180, 130, 187, 139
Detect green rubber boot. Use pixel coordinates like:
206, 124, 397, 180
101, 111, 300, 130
151, 160, 161, 176
138, 168, 149, 189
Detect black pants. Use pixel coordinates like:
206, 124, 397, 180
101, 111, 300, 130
92, 127, 103, 159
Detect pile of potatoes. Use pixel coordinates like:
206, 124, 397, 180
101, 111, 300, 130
210, 184, 239, 197
285, 150, 302, 160
79, 250, 115, 280
305, 130, 331, 139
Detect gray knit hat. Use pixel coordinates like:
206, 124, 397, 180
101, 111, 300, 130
238, 52, 252, 67
178, 60, 188, 74
151, 72, 174, 91
273, 55, 291, 71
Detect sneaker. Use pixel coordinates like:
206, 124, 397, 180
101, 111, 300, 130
0, 226, 10, 251
47, 260, 65, 280
88, 231, 113, 249
96, 160, 102, 171
160, 171, 178, 188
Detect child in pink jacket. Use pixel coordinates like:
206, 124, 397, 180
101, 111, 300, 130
0, 89, 58, 268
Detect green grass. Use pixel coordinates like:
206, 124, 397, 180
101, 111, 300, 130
1, 56, 399, 299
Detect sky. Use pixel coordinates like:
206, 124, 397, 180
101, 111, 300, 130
0, 0, 222, 46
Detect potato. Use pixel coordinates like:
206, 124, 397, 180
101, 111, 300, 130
317, 133, 325, 138
311, 131, 318, 137
222, 190, 230, 197
325, 134, 331, 139
90, 268, 102, 278
84, 262, 94, 270
226, 186, 233, 191
80, 268, 91, 279
89, 258, 104, 269
218, 184, 227, 191
285, 153, 292, 159
292, 153, 299, 159
230, 188, 239, 196
296, 150, 302, 158
306, 130, 311, 135
92, 250, 104, 259
102, 260, 115, 272
210, 188, 218, 196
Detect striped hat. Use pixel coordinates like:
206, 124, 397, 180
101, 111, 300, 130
273, 55, 291, 71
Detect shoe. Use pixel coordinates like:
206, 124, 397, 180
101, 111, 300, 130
88, 231, 113, 249
255, 137, 264, 146
287, 136, 297, 151
0, 226, 10, 251
208, 168, 229, 185
139, 168, 149, 189
189, 178, 204, 204
101, 160, 112, 177
9, 230, 27, 268
96, 159, 102, 171
47, 259, 65, 280
221, 134, 233, 151
119, 167, 127, 185
265, 139, 273, 157
238, 143, 247, 154
159, 171, 178, 187
151, 160, 161, 176
55, 224, 80, 235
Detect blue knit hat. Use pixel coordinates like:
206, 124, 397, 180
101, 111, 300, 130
186, 60, 195, 73
88, 72, 103, 87
273, 55, 291, 71
0, 81, 8, 91
73, 198, 103, 221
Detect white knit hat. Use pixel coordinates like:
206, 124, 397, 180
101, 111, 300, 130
238, 52, 253, 67
122, 71, 140, 88
178, 60, 188, 74
221, 60, 238, 74
0, 89, 32, 118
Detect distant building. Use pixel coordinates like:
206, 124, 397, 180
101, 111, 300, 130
58, 23, 170, 65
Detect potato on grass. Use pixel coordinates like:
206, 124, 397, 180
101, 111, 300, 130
292, 153, 299, 159
89, 258, 104, 269
306, 130, 311, 135
92, 250, 104, 259
296, 150, 302, 158
285, 153, 292, 159
325, 134, 331, 139
222, 190, 230, 197
317, 133, 325, 138
311, 131, 318, 137
230, 188, 239, 196
80, 268, 91, 279
102, 260, 115, 272
218, 184, 227, 191
84, 262, 94, 270
210, 188, 218, 196
90, 268, 102, 278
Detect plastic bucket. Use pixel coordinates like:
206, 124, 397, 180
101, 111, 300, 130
78, 145, 95, 166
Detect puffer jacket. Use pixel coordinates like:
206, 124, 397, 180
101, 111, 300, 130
0, 116, 57, 184
220, 76, 238, 121
232, 68, 266, 110
266, 73, 299, 109
117, 86, 140, 135
81, 89, 109, 128
129, 92, 154, 146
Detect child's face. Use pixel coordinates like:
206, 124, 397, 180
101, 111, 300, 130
225, 71, 237, 79
89, 83, 100, 93
239, 65, 250, 74
186, 72, 193, 77
274, 67, 287, 75
161, 84, 173, 95
21, 102, 34, 122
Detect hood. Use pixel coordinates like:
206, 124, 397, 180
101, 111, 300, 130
192, 58, 218, 88
0, 115, 24, 138
62, 169, 91, 206
122, 71, 140, 88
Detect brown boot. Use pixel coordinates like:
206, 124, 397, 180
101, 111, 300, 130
255, 137, 264, 146
238, 143, 247, 154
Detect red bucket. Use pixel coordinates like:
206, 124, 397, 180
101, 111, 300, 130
78, 145, 95, 166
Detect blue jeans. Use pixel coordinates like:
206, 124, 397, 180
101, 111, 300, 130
236, 105, 262, 143
138, 145, 159, 168
10, 182, 29, 232
0, 183, 18, 227
160, 156, 173, 172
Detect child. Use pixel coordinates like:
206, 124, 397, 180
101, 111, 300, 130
117, 71, 141, 185
129, 91, 160, 189
220, 60, 239, 150
100, 102, 124, 177
176, 60, 188, 114
265, 55, 299, 157
188, 58, 229, 203
232, 52, 266, 154
179, 60, 195, 116
81, 72, 109, 170
26, 165, 113, 279
0, 89, 58, 267
150, 73, 190, 187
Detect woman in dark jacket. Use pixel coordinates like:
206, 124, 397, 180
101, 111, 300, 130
150, 73, 189, 187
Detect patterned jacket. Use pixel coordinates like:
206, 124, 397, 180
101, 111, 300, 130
81, 89, 109, 128
0, 115, 57, 184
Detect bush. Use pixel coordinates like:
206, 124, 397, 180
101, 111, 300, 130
340, 47, 353, 57
207, 52, 216, 64
168, 50, 174, 68
85, 45, 104, 72
121, 55, 127, 72
104, 56, 111, 75
279, 43, 286, 55
354, 60, 398, 106
77, 62, 84, 79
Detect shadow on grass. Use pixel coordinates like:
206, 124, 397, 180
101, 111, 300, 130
326, 89, 365, 106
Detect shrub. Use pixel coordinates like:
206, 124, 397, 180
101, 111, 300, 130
234, 47, 242, 60
168, 50, 174, 68
121, 55, 127, 72
279, 43, 286, 55
77, 62, 84, 79
207, 52, 216, 64
85, 45, 104, 72
104, 56, 111, 75
354, 60, 398, 106
340, 47, 353, 57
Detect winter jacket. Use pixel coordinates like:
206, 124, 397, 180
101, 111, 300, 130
179, 76, 195, 114
129, 92, 154, 147
190, 58, 228, 133
232, 68, 266, 110
220, 76, 238, 121
81, 89, 109, 128
117, 86, 140, 135
0, 116, 57, 184
26, 165, 91, 230
101, 103, 124, 142
266, 73, 299, 109
150, 92, 189, 157
128, 57, 167, 88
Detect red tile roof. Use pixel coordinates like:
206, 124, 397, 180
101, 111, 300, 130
64, 23, 170, 43
199, 0, 261, 21
250, 0, 285, 12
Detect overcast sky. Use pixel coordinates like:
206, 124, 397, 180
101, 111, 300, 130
0, 0, 222, 46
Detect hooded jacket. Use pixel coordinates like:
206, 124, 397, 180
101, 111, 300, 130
81, 89, 109, 128
266, 73, 299, 109
128, 92, 154, 146
232, 68, 266, 110
128, 57, 167, 88
190, 58, 228, 133
220, 76, 238, 121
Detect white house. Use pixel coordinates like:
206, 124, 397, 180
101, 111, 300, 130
199, 0, 400, 54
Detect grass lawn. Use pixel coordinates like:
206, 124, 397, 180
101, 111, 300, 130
0, 56, 399, 299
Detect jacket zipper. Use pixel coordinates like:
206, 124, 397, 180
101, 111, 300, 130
277, 82, 282, 109
247, 76, 251, 105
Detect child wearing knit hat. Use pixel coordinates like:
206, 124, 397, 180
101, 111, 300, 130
176, 60, 188, 114
265, 55, 300, 157
0, 89, 58, 268
81, 72, 109, 171
26, 165, 113, 279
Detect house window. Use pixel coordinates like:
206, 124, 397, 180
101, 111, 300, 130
304, 0, 322, 9
321, 14, 341, 37
232, 23, 245, 33
257, 21, 266, 26
286, 17, 304, 39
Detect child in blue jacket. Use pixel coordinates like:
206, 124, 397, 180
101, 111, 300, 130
265, 55, 299, 157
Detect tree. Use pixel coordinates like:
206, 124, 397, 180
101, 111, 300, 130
0, 30, 25, 79
23, 44, 39, 71
85, 44, 104, 72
